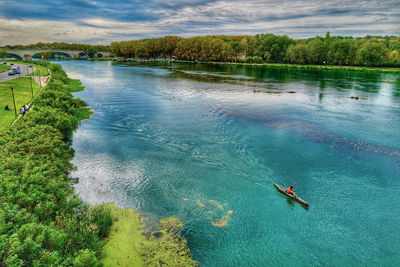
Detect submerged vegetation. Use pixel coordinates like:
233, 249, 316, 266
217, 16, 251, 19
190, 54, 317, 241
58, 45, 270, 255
102, 204, 198, 266
110, 33, 400, 67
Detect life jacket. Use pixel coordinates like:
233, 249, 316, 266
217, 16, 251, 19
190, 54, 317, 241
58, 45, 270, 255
286, 187, 293, 194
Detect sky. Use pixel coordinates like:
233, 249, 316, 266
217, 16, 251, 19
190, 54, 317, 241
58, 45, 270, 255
0, 0, 399, 45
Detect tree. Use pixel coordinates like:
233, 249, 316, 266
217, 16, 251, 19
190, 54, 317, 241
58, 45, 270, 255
84, 48, 97, 58
255, 34, 295, 62
387, 50, 400, 65
356, 40, 389, 66
0, 50, 8, 60
328, 39, 358, 65
308, 38, 328, 64
110, 42, 120, 56
285, 44, 311, 64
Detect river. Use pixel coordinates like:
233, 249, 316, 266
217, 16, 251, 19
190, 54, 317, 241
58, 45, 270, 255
59, 60, 400, 266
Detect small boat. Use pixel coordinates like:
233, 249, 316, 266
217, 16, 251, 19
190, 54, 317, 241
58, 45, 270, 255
274, 184, 309, 207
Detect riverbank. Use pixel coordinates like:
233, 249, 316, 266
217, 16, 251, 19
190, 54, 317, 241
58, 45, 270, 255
0, 61, 46, 133
111, 58, 400, 73
0, 61, 197, 265
0, 77, 41, 132
0, 62, 110, 265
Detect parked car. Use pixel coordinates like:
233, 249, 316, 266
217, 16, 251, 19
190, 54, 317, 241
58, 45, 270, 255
2, 62, 7, 64
10, 63, 14, 66
8, 67, 20, 75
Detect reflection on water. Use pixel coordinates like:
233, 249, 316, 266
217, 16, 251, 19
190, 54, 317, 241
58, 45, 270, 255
170, 63, 385, 93
60, 61, 400, 266
223, 110, 400, 164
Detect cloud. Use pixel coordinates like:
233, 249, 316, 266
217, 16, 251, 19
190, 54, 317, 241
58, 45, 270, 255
0, 0, 399, 45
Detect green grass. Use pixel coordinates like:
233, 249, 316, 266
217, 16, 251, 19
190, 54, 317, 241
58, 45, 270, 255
88, 57, 110, 61
118, 59, 400, 73
0, 64, 10, 72
28, 63, 50, 76
203, 61, 400, 73
0, 76, 40, 132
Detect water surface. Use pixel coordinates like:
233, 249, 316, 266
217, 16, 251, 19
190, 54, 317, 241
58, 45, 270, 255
61, 61, 400, 266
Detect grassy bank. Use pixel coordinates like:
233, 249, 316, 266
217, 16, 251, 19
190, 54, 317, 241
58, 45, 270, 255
214, 61, 400, 73
0, 63, 112, 265
114, 58, 400, 73
0, 64, 11, 72
88, 57, 110, 61
0, 77, 41, 132
28, 63, 50, 76
0, 62, 197, 266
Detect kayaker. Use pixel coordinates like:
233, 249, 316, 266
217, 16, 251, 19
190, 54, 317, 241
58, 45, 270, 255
286, 184, 296, 195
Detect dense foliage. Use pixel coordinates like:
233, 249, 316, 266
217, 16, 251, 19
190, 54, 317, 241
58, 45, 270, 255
1, 42, 110, 59
1, 42, 109, 52
110, 33, 400, 67
0, 62, 112, 266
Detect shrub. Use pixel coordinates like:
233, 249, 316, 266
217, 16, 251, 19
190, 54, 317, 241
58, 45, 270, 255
0, 62, 110, 265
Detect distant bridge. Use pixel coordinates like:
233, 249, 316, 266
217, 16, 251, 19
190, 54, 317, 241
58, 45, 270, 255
0, 49, 111, 60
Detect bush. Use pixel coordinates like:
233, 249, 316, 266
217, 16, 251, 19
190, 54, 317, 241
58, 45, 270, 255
0, 62, 111, 265
245, 56, 264, 63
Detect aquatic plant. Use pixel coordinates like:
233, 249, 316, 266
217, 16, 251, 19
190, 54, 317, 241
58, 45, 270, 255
101, 204, 198, 266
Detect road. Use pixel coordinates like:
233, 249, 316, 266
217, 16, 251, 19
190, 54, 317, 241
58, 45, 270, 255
0, 63, 37, 82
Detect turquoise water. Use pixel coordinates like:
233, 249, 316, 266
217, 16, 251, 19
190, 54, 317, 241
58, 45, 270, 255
61, 61, 400, 266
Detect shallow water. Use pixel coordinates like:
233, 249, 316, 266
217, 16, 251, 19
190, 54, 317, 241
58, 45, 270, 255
60, 61, 400, 266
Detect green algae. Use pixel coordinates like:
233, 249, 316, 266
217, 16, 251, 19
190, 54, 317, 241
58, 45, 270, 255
100, 203, 198, 267
141, 217, 198, 266
182, 197, 234, 228
211, 210, 234, 228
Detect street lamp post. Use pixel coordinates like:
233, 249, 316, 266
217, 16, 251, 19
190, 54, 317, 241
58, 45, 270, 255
10, 85, 17, 116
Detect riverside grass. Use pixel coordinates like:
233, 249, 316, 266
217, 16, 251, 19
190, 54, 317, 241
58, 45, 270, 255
114, 58, 400, 73
0, 76, 41, 133
0, 61, 197, 266
0, 62, 112, 265
0, 64, 10, 72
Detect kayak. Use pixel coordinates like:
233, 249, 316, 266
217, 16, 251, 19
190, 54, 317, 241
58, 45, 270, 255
274, 184, 309, 207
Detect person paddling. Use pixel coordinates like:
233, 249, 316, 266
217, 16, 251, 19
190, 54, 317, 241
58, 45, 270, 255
286, 183, 296, 195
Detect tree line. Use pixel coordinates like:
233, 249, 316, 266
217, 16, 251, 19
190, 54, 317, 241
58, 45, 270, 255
1, 42, 110, 52
110, 33, 400, 67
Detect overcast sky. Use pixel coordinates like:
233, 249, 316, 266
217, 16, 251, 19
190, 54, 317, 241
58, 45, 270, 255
0, 0, 399, 45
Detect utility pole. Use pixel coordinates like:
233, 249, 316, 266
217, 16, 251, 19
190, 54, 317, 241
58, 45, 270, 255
28, 66, 33, 98
10, 85, 17, 116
